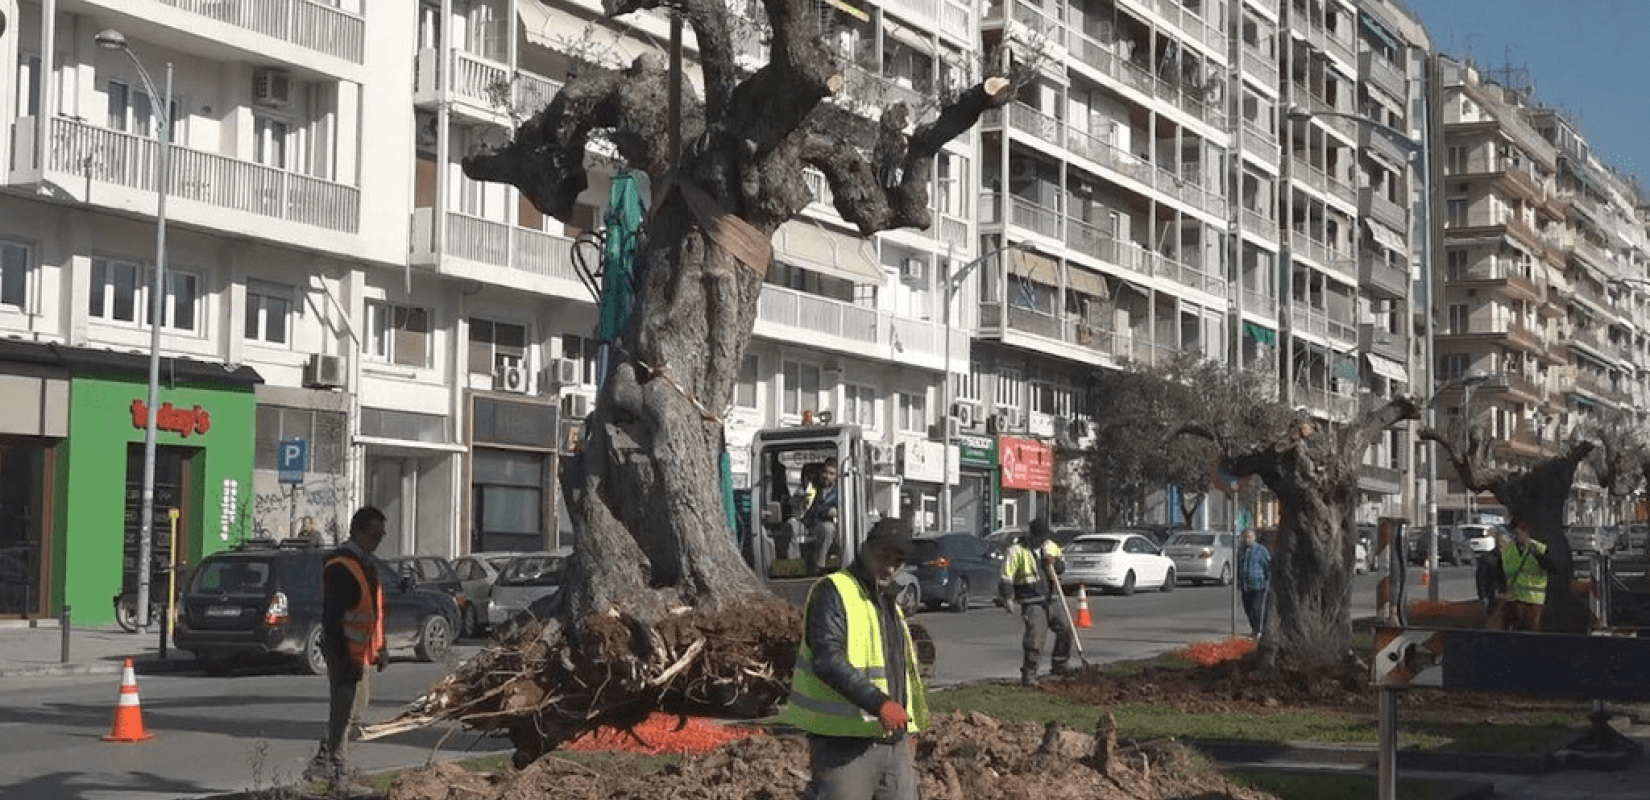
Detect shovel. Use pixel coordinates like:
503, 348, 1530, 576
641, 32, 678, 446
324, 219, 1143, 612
1044, 558, 1091, 668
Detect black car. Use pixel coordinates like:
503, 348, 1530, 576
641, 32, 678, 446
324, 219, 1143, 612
382, 555, 476, 636
174, 540, 460, 675
1406, 525, 1469, 566
910, 533, 1002, 613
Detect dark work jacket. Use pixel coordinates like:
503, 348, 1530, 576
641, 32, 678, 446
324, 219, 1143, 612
321, 541, 378, 680
801, 560, 911, 740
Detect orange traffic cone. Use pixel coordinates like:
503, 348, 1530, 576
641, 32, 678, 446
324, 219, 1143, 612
1421, 569, 1431, 586
1074, 584, 1093, 629
104, 658, 153, 743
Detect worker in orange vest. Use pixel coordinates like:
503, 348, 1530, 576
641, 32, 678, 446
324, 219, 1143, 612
306, 506, 388, 793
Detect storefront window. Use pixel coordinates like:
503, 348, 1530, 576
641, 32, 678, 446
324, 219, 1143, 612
0, 441, 48, 616
472, 448, 545, 552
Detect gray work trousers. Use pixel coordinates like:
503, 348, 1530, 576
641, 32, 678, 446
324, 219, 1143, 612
316, 650, 369, 774
804, 735, 917, 800
1020, 599, 1072, 674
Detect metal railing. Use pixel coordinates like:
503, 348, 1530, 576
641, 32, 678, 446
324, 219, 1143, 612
49, 117, 359, 232
155, 0, 364, 63
1359, 187, 1408, 231
1360, 52, 1405, 99
1243, 44, 1279, 88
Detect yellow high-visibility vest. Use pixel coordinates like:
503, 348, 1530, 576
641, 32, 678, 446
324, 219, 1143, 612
780, 572, 928, 737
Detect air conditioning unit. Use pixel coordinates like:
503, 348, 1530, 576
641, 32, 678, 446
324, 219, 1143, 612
900, 257, 925, 283
561, 392, 592, 420
303, 353, 345, 389
494, 364, 529, 394
252, 68, 292, 107
548, 357, 581, 388
950, 401, 977, 429
995, 408, 1023, 432
986, 412, 1007, 435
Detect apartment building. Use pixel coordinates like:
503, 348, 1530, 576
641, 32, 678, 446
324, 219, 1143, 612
0, 0, 986, 622
1435, 56, 1650, 526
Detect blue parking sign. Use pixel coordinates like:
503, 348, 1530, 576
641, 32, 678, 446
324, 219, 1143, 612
279, 439, 307, 484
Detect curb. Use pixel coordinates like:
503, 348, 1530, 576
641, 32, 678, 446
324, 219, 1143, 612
0, 655, 198, 680
1187, 737, 1557, 774
1225, 764, 1496, 800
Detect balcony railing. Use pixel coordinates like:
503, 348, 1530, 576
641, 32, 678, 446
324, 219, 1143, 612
1137, 0, 1227, 54
155, 0, 365, 63
48, 117, 358, 233
1243, 288, 1277, 318
1359, 254, 1409, 298
1360, 51, 1405, 99
1359, 323, 1407, 363
1288, 302, 1356, 343
441, 50, 564, 119
1359, 187, 1408, 232
758, 284, 959, 363
1063, 31, 1225, 128
1243, 44, 1279, 88
1241, 207, 1277, 238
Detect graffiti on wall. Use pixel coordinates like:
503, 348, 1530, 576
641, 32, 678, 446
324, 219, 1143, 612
250, 470, 354, 546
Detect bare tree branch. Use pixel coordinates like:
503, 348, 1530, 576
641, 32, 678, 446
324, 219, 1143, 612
465, 55, 702, 218
1342, 396, 1420, 469
603, 0, 740, 124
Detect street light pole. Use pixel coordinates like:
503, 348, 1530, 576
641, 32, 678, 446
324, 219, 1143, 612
941, 242, 1021, 532
97, 30, 171, 633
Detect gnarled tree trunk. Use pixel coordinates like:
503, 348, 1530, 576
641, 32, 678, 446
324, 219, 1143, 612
372, 0, 1020, 763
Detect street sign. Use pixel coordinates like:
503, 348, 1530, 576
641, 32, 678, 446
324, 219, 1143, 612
278, 438, 307, 484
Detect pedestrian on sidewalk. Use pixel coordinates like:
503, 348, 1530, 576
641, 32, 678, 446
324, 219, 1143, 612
1237, 529, 1271, 639
782, 517, 928, 800
998, 517, 1071, 686
306, 506, 388, 794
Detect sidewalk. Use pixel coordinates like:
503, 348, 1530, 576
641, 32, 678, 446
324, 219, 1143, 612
0, 619, 196, 678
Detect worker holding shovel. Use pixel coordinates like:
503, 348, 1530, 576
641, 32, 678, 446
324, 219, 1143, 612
998, 518, 1074, 686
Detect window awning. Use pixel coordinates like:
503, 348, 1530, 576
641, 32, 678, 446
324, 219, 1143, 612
1007, 249, 1059, 285
1365, 218, 1408, 254
1360, 11, 1401, 52
1067, 266, 1110, 300
1243, 321, 1277, 346
774, 221, 886, 284
519, 0, 557, 48
1365, 353, 1408, 383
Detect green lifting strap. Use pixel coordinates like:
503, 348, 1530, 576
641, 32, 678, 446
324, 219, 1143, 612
599, 172, 644, 345
721, 452, 738, 540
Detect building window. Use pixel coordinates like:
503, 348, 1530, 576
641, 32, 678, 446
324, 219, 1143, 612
735, 355, 758, 410
1440, 353, 1468, 382
253, 115, 290, 169
469, 318, 527, 375
106, 80, 178, 141
996, 367, 1023, 410
783, 360, 823, 416
845, 384, 878, 429
1446, 303, 1469, 334
0, 241, 28, 310
366, 301, 432, 367
17, 54, 41, 118
472, 448, 545, 552
89, 258, 198, 332
1445, 198, 1467, 227
244, 279, 292, 345
1445, 248, 1468, 281
898, 392, 926, 433
255, 406, 348, 475
559, 333, 601, 387
1446, 145, 1467, 174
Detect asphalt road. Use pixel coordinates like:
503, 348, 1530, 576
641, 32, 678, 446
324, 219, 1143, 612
0, 645, 507, 800
0, 565, 1480, 799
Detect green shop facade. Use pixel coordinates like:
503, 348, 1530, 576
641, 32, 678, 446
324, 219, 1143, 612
0, 341, 257, 625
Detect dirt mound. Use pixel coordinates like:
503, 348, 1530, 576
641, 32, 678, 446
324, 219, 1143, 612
386, 712, 1276, 800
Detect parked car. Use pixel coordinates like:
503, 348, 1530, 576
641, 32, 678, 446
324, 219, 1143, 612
451, 552, 530, 635
1353, 539, 1369, 575
1406, 525, 1470, 566
382, 555, 475, 636
174, 540, 460, 675
1123, 525, 1180, 549
488, 551, 572, 628
1455, 524, 1502, 556
1162, 531, 1236, 586
1061, 532, 1176, 595
910, 533, 1002, 612
984, 525, 1087, 552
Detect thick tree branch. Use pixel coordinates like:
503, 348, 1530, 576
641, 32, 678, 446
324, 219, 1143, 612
1418, 425, 1510, 495
798, 74, 1015, 235
1343, 396, 1420, 469
603, 0, 739, 124
464, 55, 701, 219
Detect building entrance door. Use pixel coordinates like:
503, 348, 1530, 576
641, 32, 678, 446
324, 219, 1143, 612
123, 445, 194, 592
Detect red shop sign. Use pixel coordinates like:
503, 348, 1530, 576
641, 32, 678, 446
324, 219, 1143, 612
131, 400, 212, 438
999, 436, 1053, 492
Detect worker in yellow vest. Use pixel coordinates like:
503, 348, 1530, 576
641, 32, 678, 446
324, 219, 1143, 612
782, 517, 928, 800
1487, 520, 1551, 632
306, 506, 388, 793
998, 517, 1071, 686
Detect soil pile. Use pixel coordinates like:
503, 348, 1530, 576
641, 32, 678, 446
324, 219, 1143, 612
385, 711, 1278, 800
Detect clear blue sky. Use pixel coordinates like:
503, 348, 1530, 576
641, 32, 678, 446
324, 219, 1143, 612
1403, 0, 1650, 190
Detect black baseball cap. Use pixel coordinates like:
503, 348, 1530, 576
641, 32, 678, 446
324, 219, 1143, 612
863, 517, 915, 557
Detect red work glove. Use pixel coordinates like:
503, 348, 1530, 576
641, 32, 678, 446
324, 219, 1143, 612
877, 700, 909, 734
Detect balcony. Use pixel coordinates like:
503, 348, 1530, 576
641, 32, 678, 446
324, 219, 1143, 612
414, 48, 564, 124
1243, 44, 1280, 89
1242, 288, 1278, 319
1477, 371, 1545, 403
1240, 207, 1278, 240
412, 209, 584, 292
146, 0, 365, 64
1359, 254, 1409, 299
1062, 31, 1226, 130
1296, 384, 1358, 421
1359, 124, 1415, 170
1360, 188, 1407, 232
1359, 324, 1406, 363
758, 286, 963, 369
1454, 263, 1542, 303
16, 116, 358, 236
1360, 51, 1406, 100
1288, 303, 1356, 344
1132, 0, 1227, 55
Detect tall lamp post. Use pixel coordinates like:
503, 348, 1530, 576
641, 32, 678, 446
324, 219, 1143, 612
940, 242, 1023, 532
1283, 104, 1433, 591
97, 30, 172, 633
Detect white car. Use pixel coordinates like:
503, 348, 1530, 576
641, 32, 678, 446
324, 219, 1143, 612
488, 551, 571, 628
1456, 524, 1502, 555
1061, 533, 1176, 596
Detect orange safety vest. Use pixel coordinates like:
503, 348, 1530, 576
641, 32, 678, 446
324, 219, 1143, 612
326, 553, 385, 667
